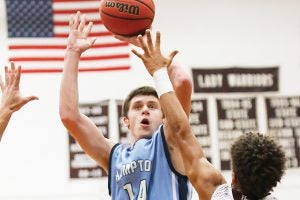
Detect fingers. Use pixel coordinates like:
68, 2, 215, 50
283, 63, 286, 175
88, 37, 97, 47
73, 11, 81, 30
3, 62, 22, 90
145, 29, 154, 52
69, 14, 74, 29
13, 96, 39, 112
4, 65, 9, 87
131, 49, 143, 59
137, 35, 150, 57
167, 50, 179, 67
13, 65, 21, 90
7, 62, 15, 86
24, 96, 39, 104
83, 21, 93, 37
0, 75, 4, 92
78, 14, 86, 32
155, 31, 161, 53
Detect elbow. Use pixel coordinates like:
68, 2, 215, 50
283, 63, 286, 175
175, 74, 193, 91
59, 105, 80, 128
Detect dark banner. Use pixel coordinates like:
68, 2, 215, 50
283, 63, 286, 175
192, 67, 278, 93
217, 97, 258, 170
265, 96, 300, 168
69, 100, 109, 179
117, 100, 130, 144
190, 99, 211, 161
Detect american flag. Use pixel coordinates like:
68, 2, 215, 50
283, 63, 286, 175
5, 0, 131, 73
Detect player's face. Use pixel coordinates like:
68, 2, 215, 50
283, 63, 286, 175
125, 95, 163, 140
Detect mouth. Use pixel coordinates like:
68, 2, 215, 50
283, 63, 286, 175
140, 118, 150, 127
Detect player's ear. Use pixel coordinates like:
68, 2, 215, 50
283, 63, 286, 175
123, 116, 130, 128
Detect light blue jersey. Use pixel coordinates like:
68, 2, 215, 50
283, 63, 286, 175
109, 125, 192, 200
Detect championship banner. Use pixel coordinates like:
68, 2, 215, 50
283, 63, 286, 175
190, 99, 211, 161
192, 67, 278, 93
265, 96, 300, 168
216, 97, 258, 170
69, 100, 109, 179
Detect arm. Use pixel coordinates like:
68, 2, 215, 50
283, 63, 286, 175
167, 63, 192, 117
0, 105, 12, 141
131, 30, 226, 200
59, 12, 115, 172
178, 132, 227, 200
130, 30, 189, 175
0, 62, 38, 141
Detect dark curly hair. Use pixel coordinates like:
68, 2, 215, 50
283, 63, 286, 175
230, 132, 286, 199
122, 86, 158, 117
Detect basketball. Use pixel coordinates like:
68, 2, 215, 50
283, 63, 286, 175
99, 0, 155, 36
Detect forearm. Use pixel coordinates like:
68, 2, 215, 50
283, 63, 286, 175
59, 50, 81, 119
0, 106, 13, 141
153, 68, 190, 136
160, 92, 190, 132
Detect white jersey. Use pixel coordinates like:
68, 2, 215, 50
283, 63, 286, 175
211, 184, 234, 200
211, 184, 278, 200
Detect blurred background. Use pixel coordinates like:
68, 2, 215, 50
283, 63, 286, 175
0, 0, 299, 199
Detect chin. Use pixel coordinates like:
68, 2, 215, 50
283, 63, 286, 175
138, 132, 154, 139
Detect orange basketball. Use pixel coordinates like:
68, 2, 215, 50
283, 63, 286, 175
99, 0, 155, 36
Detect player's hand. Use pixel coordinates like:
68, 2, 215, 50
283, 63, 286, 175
0, 62, 38, 113
66, 11, 96, 54
131, 29, 178, 76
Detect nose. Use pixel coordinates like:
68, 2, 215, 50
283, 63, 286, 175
141, 105, 150, 115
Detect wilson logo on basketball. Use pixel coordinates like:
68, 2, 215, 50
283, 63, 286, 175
105, 1, 140, 15
99, 0, 155, 36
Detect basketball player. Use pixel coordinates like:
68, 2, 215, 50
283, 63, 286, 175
0, 62, 38, 141
59, 12, 193, 199
173, 113, 286, 198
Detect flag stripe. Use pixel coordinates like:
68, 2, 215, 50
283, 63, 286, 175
9, 42, 128, 50
21, 66, 130, 73
53, 9, 99, 14
54, 31, 113, 38
54, 20, 103, 26
53, 0, 99, 2
9, 54, 129, 62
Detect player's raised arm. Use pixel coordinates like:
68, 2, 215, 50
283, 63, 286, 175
0, 62, 38, 141
131, 30, 226, 200
129, 30, 189, 175
59, 12, 116, 172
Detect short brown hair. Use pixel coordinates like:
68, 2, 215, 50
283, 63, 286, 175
122, 86, 158, 117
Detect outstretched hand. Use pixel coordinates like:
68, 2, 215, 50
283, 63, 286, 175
67, 11, 96, 54
130, 29, 178, 76
0, 62, 38, 113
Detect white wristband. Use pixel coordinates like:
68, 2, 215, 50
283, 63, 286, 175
153, 68, 174, 97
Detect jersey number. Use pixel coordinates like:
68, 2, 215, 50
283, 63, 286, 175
123, 180, 147, 200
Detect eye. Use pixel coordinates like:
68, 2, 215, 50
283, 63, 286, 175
148, 103, 156, 109
133, 104, 142, 110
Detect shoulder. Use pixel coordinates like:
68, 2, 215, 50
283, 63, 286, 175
211, 184, 234, 200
